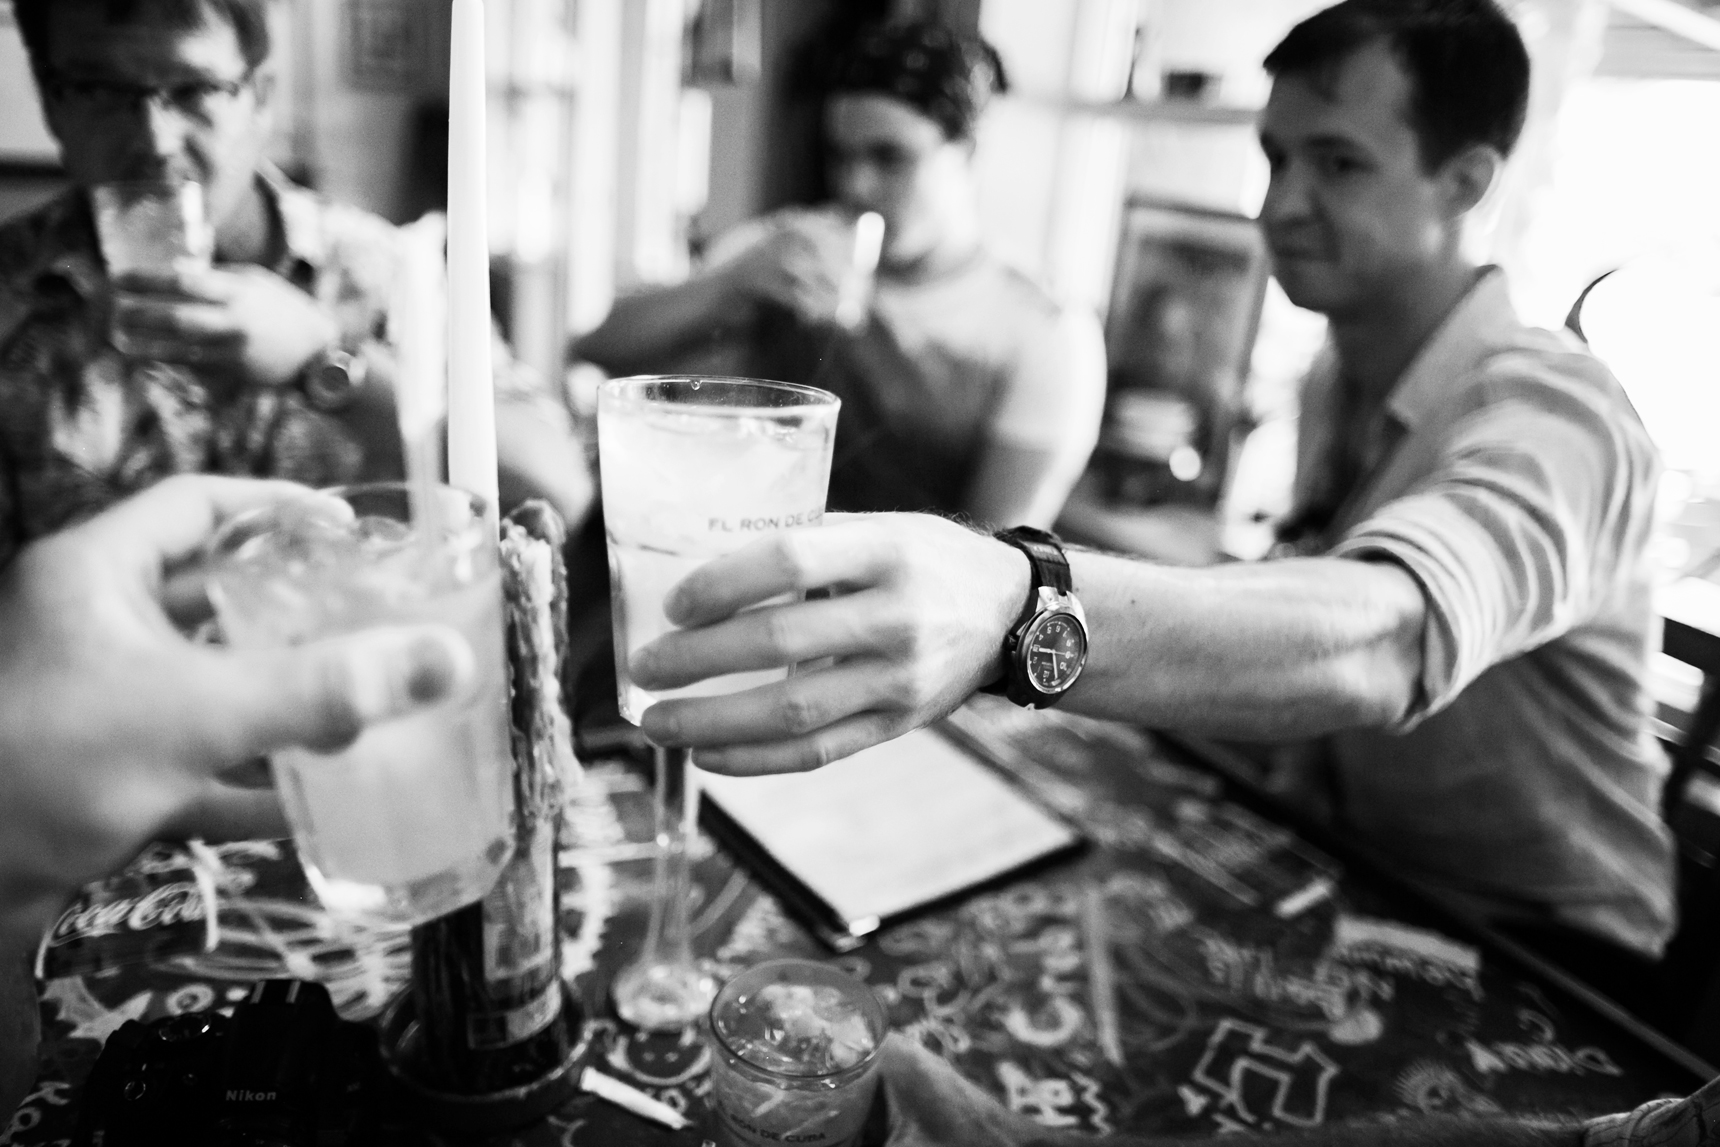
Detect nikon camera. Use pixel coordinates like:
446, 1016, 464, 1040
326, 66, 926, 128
75, 980, 378, 1147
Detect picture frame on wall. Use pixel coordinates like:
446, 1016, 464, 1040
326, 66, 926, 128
0, 0, 62, 167
344, 0, 428, 92
1099, 198, 1271, 508
684, 0, 763, 87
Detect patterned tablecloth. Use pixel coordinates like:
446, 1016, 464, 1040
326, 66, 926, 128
6, 700, 1706, 1146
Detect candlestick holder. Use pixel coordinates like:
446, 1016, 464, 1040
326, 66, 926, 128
612, 744, 716, 1030
380, 505, 588, 1133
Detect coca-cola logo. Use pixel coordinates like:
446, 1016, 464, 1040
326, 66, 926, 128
46, 882, 206, 948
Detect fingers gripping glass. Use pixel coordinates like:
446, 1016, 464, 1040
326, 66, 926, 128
204, 484, 516, 928
40, 68, 256, 121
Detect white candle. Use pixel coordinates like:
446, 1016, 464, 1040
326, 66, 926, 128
446, 0, 498, 538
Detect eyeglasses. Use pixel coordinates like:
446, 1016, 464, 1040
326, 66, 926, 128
39, 69, 255, 121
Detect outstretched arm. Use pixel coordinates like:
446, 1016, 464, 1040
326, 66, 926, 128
629, 514, 1425, 774
573, 274, 756, 377
573, 210, 856, 376
1058, 544, 1424, 739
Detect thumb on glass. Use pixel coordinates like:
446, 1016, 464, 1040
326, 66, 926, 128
210, 624, 477, 758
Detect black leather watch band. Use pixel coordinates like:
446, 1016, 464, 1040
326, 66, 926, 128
1001, 525, 1072, 598
981, 526, 1074, 698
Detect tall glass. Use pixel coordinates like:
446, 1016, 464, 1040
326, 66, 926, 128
90, 180, 215, 358
598, 376, 840, 1029
206, 483, 515, 927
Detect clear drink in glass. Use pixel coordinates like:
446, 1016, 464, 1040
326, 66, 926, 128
597, 375, 841, 725
706, 959, 887, 1147
206, 483, 514, 927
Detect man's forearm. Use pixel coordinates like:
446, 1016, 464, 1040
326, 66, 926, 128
1063, 550, 1427, 740
628, 517, 1432, 774
572, 274, 747, 376
494, 402, 594, 529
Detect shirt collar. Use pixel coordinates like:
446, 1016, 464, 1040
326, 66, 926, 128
1384, 265, 1521, 430
0, 191, 104, 349
5, 190, 104, 298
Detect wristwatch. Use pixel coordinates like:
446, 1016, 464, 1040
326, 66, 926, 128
980, 526, 1089, 709
301, 347, 368, 413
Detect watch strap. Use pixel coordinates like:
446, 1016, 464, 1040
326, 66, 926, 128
1000, 525, 1072, 596
981, 526, 1073, 698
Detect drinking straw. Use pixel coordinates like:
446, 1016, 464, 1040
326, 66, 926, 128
1083, 884, 1124, 1067
446, 0, 499, 542
853, 211, 885, 278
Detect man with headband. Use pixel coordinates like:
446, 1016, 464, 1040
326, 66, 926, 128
576, 20, 1106, 529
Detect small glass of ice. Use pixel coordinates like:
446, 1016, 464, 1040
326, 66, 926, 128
706, 959, 888, 1147
205, 483, 515, 927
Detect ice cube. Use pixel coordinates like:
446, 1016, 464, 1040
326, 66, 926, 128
824, 1013, 875, 1071
721, 981, 877, 1075
355, 515, 413, 550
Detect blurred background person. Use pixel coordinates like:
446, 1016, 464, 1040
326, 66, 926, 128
0, 0, 592, 567
574, 19, 1105, 529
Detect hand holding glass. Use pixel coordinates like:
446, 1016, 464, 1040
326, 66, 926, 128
207, 483, 515, 927
90, 180, 215, 358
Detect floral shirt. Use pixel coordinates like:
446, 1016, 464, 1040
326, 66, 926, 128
0, 167, 547, 566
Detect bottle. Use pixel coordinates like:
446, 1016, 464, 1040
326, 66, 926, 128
407, 505, 580, 1094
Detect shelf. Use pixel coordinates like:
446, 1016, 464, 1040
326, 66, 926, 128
0, 156, 63, 177
1005, 91, 1261, 128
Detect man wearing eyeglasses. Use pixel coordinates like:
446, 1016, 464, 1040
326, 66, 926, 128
0, 0, 593, 566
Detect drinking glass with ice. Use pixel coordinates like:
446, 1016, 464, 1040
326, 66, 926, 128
90, 180, 215, 359
706, 959, 888, 1147
206, 483, 515, 927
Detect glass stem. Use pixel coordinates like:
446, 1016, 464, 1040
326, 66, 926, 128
612, 743, 714, 1029
645, 743, 698, 969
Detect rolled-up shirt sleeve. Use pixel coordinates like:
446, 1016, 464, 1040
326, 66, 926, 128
1331, 366, 1659, 729
1583, 1072, 1720, 1146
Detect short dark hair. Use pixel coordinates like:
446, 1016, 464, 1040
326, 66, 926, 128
821, 20, 1009, 141
14, 0, 272, 78
1263, 0, 1530, 170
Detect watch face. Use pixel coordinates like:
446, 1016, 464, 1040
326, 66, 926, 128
1023, 611, 1087, 694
